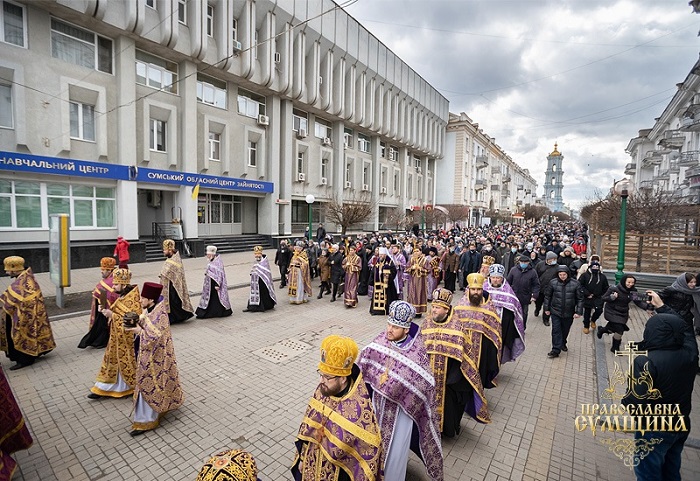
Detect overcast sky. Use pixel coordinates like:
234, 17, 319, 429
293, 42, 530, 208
344, 0, 700, 209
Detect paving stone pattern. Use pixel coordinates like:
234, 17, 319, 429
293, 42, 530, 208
2, 253, 699, 480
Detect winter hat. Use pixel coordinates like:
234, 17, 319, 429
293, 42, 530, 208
545, 251, 558, 261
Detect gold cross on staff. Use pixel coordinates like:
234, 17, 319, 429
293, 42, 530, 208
615, 341, 648, 386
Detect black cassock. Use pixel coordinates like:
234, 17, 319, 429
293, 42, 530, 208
77, 299, 110, 349
247, 278, 276, 312
195, 279, 232, 319
168, 282, 194, 324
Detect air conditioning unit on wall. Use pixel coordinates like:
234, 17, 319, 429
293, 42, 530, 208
257, 114, 269, 126
320, 177, 327, 185
344, 181, 352, 189
322, 137, 332, 146
297, 172, 306, 182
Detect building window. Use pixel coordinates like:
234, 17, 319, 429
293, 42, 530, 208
345, 161, 352, 183
321, 158, 329, 180
293, 109, 308, 133
315, 117, 331, 139
381, 168, 387, 189
231, 17, 238, 41
344, 128, 353, 149
150, 119, 166, 152
208, 132, 220, 160
248, 141, 257, 167
0, 181, 115, 229
0, 83, 12, 128
136, 50, 178, 94
178, 0, 187, 24
297, 151, 305, 175
206, 4, 214, 37
237, 88, 266, 118
51, 18, 113, 73
407, 174, 413, 198
254, 30, 259, 60
362, 163, 370, 185
2, 1, 25, 47
358, 133, 370, 153
380, 141, 386, 159
69, 102, 95, 141
414, 155, 422, 172
146, 0, 156, 9
393, 171, 399, 194
417, 177, 422, 195
389, 145, 398, 161
196, 73, 226, 109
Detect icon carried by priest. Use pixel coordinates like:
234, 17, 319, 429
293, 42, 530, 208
1, 256, 55, 370
292, 335, 383, 481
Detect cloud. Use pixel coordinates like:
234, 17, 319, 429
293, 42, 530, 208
346, 0, 700, 209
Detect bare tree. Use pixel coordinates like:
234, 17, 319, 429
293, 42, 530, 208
522, 204, 551, 222
323, 189, 377, 235
441, 204, 471, 225
383, 207, 412, 231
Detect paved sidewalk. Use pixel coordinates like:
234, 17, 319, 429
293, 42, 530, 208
2, 272, 699, 480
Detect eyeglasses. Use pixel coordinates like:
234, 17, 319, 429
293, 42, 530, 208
317, 370, 339, 381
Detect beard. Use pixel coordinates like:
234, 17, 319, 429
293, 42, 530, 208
469, 293, 482, 306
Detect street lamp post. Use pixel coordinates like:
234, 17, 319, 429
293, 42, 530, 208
305, 194, 315, 242
613, 179, 633, 283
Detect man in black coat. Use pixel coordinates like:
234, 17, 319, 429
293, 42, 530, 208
316, 223, 326, 243
459, 242, 482, 291
506, 255, 540, 329
578, 260, 608, 334
328, 244, 345, 302
622, 293, 698, 481
274, 240, 292, 288
534, 251, 559, 326
544, 265, 584, 358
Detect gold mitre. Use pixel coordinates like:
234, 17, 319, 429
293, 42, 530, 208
481, 255, 496, 267
163, 239, 175, 250
112, 267, 132, 286
467, 273, 486, 289
253, 245, 263, 255
100, 257, 116, 270
196, 449, 258, 481
431, 288, 453, 309
318, 335, 358, 377
3, 256, 25, 271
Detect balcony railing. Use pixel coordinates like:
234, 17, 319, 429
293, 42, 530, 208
491, 184, 500, 191
516, 184, 524, 190
491, 167, 501, 174
669, 161, 680, 173
475, 155, 488, 168
642, 150, 663, 166
624, 162, 637, 174
639, 180, 654, 190
657, 170, 670, 180
503, 174, 511, 183
657, 129, 685, 149
474, 179, 486, 190
685, 166, 700, 177
679, 150, 700, 166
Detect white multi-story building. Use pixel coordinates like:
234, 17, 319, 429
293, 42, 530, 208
438, 112, 537, 226
0, 0, 448, 261
625, 57, 700, 204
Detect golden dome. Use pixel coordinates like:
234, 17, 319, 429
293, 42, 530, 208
550, 142, 561, 156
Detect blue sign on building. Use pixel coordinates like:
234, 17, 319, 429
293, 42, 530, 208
0, 151, 274, 194
0, 151, 129, 180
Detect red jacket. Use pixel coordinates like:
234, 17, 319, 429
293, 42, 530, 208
114, 238, 130, 262
572, 241, 586, 256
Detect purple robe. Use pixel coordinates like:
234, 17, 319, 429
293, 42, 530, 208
249, 257, 277, 308
292, 366, 383, 480
359, 324, 444, 481
484, 279, 526, 363
198, 255, 231, 310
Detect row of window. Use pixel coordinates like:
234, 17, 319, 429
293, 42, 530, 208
0, 180, 116, 229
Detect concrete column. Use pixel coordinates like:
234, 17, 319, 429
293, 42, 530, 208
179, 60, 198, 238
279, 98, 294, 235
371, 136, 381, 230
115, 35, 138, 239
262, 95, 282, 236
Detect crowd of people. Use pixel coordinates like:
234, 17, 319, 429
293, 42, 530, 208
1, 219, 699, 480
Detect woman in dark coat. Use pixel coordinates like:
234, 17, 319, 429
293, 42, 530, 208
316, 250, 331, 299
598, 274, 650, 352
657, 273, 698, 329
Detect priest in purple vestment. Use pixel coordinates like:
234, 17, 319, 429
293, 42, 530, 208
358, 301, 444, 481
484, 264, 526, 363
244, 246, 277, 312
195, 246, 232, 319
